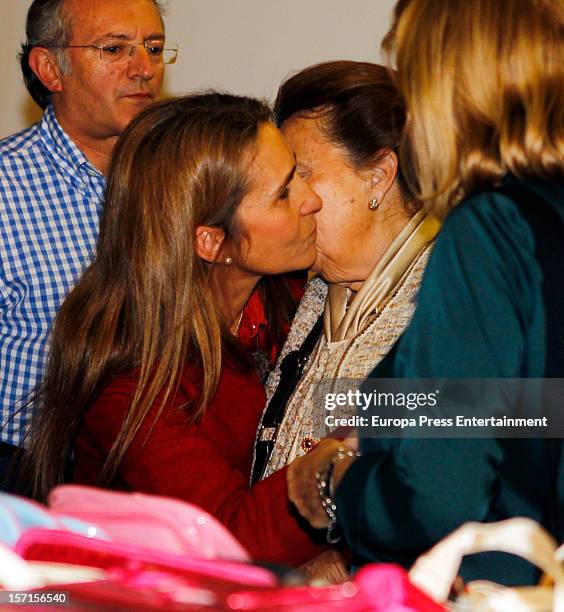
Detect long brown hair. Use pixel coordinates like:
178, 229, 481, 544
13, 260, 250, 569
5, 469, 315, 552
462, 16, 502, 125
23, 93, 295, 501
384, 0, 564, 217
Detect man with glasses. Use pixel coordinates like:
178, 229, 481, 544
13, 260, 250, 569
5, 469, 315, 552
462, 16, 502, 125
0, 0, 176, 487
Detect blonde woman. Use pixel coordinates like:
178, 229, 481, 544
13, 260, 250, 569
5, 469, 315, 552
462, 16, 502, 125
22, 93, 328, 567
288, 0, 564, 586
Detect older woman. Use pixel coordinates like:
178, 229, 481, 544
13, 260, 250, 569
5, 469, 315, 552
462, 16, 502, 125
252, 61, 440, 483
21, 93, 327, 567
288, 0, 564, 587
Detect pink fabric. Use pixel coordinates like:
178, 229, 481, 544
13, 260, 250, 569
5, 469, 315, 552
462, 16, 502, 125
48, 485, 249, 562
16, 528, 276, 587
224, 565, 444, 611
16, 530, 444, 611
15, 522, 444, 611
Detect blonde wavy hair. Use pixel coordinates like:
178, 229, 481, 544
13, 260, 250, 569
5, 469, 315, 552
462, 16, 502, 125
383, 0, 564, 218
22, 94, 296, 501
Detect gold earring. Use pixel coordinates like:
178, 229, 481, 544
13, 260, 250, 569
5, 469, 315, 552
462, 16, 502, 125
224, 256, 233, 266
369, 198, 379, 210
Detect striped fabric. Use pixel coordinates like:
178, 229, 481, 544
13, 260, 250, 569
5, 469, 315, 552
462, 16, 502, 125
0, 105, 104, 446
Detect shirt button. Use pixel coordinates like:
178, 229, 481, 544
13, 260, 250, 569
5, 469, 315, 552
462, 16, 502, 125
301, 436, 317, 453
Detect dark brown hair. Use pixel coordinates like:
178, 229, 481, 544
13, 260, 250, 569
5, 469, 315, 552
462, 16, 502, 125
22, 92, 296, 501
274, 60, 417, 210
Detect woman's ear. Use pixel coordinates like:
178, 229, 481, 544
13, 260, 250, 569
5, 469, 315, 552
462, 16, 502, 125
369, 151, 399, 204
195, 226, 226, 263
28, 47, 64, 94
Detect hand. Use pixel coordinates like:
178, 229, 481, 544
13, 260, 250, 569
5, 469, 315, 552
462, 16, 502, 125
342, 431, 358, 452
287, 438, 357, 528
299, 549, 350, 584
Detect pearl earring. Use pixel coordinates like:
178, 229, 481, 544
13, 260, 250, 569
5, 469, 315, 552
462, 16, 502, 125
369, 198, 379, 210
224, 256, 233, 266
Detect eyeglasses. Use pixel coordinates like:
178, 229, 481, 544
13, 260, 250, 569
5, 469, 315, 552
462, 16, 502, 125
49, 40, 178, 65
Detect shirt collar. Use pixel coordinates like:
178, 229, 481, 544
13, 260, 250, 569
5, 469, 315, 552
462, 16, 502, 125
238, 287, 268, 343
39, 104, 103, 183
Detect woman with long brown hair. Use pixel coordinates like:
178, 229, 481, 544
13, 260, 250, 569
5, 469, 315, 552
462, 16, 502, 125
287, 0, 564, 585
22, 92, 326, 566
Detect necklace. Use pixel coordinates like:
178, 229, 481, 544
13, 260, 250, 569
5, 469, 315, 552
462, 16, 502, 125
233, 310, 244, 336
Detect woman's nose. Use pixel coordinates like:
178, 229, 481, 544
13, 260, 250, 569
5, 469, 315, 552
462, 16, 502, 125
300, 183, 322, 216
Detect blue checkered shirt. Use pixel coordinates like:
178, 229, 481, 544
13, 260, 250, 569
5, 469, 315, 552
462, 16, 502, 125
0, 105, 105, 446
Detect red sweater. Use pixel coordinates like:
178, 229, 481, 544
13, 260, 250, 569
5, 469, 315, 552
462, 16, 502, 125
73, 289, 325, 566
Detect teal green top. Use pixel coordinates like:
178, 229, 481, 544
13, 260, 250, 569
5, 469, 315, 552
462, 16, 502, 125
336, 177, 564, 585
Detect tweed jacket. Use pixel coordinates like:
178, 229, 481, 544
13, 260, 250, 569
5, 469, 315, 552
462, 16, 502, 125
260, 244, 432, 478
